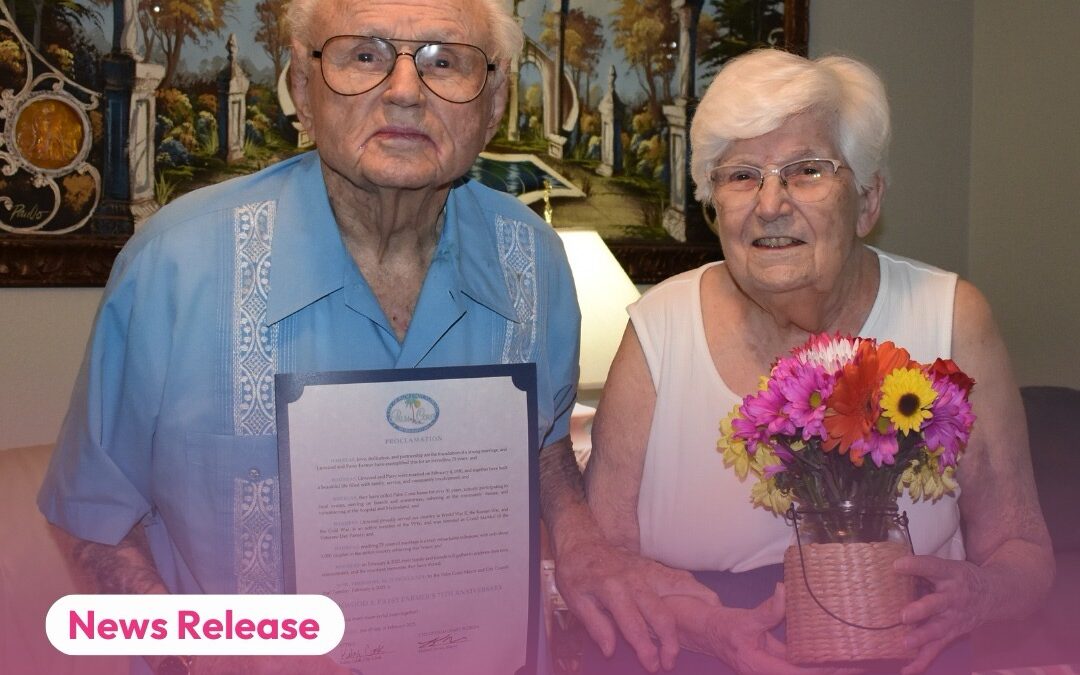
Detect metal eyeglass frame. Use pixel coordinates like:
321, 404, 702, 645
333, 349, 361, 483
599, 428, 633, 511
710, 158, 847, 202
311, 35, 496, 103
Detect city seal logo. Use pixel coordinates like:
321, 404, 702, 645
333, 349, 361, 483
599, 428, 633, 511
386, 393, 440, 433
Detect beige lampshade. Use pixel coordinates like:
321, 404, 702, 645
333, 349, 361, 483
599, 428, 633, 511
556, 229, 641, 394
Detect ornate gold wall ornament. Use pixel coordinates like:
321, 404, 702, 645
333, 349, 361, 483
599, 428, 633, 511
12, 94, 88, 172
0, 5, 101, 237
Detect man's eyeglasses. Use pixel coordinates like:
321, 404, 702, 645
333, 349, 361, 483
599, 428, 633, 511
709, 158, 847, 206
312, 35, 496, 104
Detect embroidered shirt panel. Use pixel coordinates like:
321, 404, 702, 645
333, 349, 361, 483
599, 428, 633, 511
232, 200, 278, 437
495, 213, 539, 364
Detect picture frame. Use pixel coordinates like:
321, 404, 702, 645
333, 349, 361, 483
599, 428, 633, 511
0, 0, 808, 287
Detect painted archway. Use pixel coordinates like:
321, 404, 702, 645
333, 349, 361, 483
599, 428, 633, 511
516, 35, 579, 142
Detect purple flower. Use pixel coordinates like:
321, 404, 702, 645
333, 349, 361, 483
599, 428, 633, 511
770, 354, 804, 381
739, 384, 796, 439
731, 414, 767, 449
922, 378, 975, 467
764, 462, 788, 478
854, 427, 900, 468
771, 441, 796, 464
777, 362, 833, 440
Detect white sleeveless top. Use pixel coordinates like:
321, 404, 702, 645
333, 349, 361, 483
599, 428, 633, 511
630, 248, 967, 572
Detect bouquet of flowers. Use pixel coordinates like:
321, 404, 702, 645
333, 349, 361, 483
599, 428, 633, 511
718, 333, 976, 517
718, 334, 977, 663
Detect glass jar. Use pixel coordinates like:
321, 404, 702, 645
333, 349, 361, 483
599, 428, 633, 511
793, 501, 911, 546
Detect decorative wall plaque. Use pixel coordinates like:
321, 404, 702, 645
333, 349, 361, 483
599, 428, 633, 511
0, 3, 108, 285
4, 91, 97, 234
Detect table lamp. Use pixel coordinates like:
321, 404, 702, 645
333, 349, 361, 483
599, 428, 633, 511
555, 228, 641, 402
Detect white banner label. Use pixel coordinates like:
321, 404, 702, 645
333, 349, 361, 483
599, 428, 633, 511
45, 594, 344, 655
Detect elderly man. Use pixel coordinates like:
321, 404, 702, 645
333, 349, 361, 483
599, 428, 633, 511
38, 0, 583, 673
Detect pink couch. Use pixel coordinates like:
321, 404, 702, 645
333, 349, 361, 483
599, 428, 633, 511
0, 444, 126, 675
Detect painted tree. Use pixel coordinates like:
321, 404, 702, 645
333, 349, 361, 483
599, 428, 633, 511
137, 0, 234, 87
3, 0, 107, 51
254, 0, 289, 84
539, 7, 605, 110
699, 0, 785, 77
609, 0, 677, 121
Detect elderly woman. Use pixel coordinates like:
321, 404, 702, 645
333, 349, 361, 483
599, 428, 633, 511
553, 49, 1054, 675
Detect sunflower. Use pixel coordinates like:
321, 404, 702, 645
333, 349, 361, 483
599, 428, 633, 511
880, 367, 937, 434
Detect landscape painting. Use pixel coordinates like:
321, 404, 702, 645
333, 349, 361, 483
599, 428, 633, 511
0, 0, 806, 285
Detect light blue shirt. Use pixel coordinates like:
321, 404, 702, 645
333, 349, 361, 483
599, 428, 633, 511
39, 151, 580, 597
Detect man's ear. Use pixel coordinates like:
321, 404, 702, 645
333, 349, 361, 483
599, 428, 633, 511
289, 42, 316, 143
856, 172, 885, 238
482, 66, 510, 145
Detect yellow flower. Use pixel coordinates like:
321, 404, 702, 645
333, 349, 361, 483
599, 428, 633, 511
880, 367, 937, 434
940, 465, 959, 493
900, 456, 958, 502
899, 461, 924, 500
751, 478, 791, 513
718, 408, 751, 480
920, 453, 959, 500
750, 442, 783, 477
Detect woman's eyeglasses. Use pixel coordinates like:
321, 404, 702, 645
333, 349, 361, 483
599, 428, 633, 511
709, 158, 847, 206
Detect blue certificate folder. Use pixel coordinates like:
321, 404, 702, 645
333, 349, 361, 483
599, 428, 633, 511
275, 364, 539, 675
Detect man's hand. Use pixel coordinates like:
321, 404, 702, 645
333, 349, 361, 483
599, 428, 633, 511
554, 536, 718, 672
539, 434, 717, 671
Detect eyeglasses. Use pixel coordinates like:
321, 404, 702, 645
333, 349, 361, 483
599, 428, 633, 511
709, 158, 847, 206
311, 35, 496, 104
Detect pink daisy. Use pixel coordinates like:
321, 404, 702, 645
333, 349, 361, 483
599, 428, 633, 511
778, 362, 833, 440
742, 383, 797, 438
851, 426, 900, 468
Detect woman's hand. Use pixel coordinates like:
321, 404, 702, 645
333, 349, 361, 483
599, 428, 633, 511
885, 279, 1055, 675
667, 585, 858, 675
893, 554, 991, 675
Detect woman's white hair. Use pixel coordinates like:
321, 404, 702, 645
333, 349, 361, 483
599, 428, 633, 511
286, 0, 523, 64
690, 49, 891, 205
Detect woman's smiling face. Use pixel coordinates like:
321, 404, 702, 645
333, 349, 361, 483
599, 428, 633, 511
712, 111, 880, 300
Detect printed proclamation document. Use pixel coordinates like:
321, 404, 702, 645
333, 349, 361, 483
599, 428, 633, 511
276, 364, 539, 675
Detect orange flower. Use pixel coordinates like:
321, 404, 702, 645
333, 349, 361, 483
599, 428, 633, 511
823, 341, 879, 458
876, 341, 913, 379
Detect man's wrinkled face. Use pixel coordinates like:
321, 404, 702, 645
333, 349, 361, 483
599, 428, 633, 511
292, 0, 506, 194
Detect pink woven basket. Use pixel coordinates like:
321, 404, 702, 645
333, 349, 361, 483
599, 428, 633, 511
784, 541, 915, 665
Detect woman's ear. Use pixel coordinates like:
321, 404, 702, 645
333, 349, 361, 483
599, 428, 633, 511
856, 172, 886, 238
